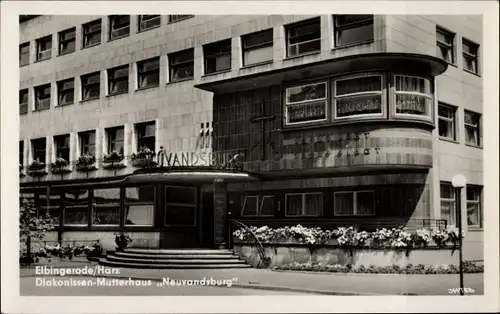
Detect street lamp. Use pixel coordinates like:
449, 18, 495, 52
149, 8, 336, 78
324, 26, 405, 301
451, 174, 466, 296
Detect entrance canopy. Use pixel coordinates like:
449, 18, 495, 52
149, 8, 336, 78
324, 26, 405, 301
124, 168, 260, 184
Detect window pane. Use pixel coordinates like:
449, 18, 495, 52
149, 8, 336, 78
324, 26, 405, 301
334, 193, 353, 215
336, 15, 373, 26
244, 30, 273, 48
304, 193, 322, 216
288, 101, 326, 123
259, 195, 275, 216
171, 63, 194, 81
93, 188, 120, 225
287, 83, 326, 103
438, 118, 454, 139
39, 190, 61, 225
440, 200, 455, 226
241, 196, 257, 216
243, 45, 273, 65
337, 23, 373, 46
395, 94, 430, 116
467, 203, 480, 226
336, 76, 381, 95
64, 189, 89, 225
465, 126, 478, 145
286, 194, 302, 216
395, 76, 430, 94
125, 186, 155, 225
440, 184, 454, 199
336, 95, 382, 117
464, 111, 479, 125
165, 187, 196, 204
110, 80, 128, 94
356, 191, 375, 215
466, 186, 479, 201
139, 72, 159, 88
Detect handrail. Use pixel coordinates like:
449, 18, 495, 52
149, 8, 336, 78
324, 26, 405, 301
228, 219, 271, 268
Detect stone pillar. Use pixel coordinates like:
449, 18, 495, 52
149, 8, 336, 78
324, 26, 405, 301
213, 178, 227, 249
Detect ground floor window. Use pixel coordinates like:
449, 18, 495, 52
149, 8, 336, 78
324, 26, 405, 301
165, 186, 197, 226
285, 193, 322, 216
334, 190, 375, 216
466, 185, 482, 228
440, 182, 455, 226
64, 189, 89, 226
241, 195, 275, 216
92, 188, 120, 226
125, 186, 155, 226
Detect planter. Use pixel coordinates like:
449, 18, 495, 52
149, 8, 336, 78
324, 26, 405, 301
27, 169, 47, 177
51, 167, 72, 174
76, 164, 97, 172
102, 161, 126, 170
132, 158, 158, 168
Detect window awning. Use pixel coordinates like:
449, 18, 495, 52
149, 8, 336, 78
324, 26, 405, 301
194, 52, 448, 94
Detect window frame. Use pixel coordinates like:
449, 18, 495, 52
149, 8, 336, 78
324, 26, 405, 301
137, 15, 161, 32
78, 130, 96, 156
168, 15, 194, 24
137, 57, 160, 89
108, 15, 130, 41
54, 134, 70, 161
440, 182, 456, 226
241, 29, 274, 66
203, 39, 232, 75
31, 138, 47, 164
464, 109, 481, 146
82, 19, 102, 48
58, 27, 76, 56
462, 38, 479, 75
284, 192, 323, 217
169, 48, 195, 82
19, 42, 30, 66
286, 17, 321, 58
91, 187, 121, 227
36, 35, 52, 62
332, 73, 385, 120
392, 74, 433, 121
124, 185, 156, 227
436, 26, 456, 64
135, 121, 156, 151
107, 65, 129, 96
333, 15, 374, 48
466, 185, 482, 228
81, 71, 101, 101
57, 78, 75, 106
438, 102, 457, 141
19, 89, 29, 115
333, 190, 376, 216
34, 84, 51, 111
284, 81, 328, 127
164, 185, 197, 227
106, 126, 125, 155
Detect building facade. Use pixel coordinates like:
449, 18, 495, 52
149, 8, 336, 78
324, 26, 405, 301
19, 15, 483, 259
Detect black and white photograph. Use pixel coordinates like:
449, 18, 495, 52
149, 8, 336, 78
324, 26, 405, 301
1, 1, 499, 313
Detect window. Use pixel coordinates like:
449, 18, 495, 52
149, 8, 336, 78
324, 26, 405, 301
241, 195, 275, 216
82, 19, 101, 48
286, 17, 321, 57
334, 75, 383, 118
64, 189, 89, 226
204, 39, 231, 74
138, 15, 161, 31
57, 78, 74, 106
334, 191, 375, 216
109, 15, 130, 40
54, 134, 70, 161
31, 138, 46, 164
19, 43, 30, 66
36, 35, 52, 61
168, 15, 194, 23
285, 193, 322, 216
440, 182, 455, 226
462, 39, 479, 74
169, 49, 194, 82
106, 126, 124, 155
394, 75, 432, 118
39, 189, 61, 225
334, 15, 374, 47
81, 72, 100, 101
136, 121, 156, 151
464, 110, 481, 146
19, 141, 24, 167
137, 57, 160, 89
58, 27, 76, 55
285, 82, 327, 125
466, 185, 482, 227
165, 186, 197, 226
125, 186, 155, 225
107, 65, 129, 95
436, 26, 455, 64
93, 188, 120, 226
438, 103, 457, 140
19, 89, 28, 115
242, 29, 273, 66
79, 130, 96, 156
34, 84, 51, 111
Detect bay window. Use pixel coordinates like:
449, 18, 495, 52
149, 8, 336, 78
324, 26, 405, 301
394, 75, 432, 119
334, 75, 383, 118
285, 82, 327, 125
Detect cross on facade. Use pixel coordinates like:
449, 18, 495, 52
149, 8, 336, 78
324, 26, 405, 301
250, 100, 276, 160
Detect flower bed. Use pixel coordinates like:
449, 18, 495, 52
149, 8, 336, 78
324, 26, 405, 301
273, 261, 483, 274
19, 242, 103, 265
232, 225, 465, 269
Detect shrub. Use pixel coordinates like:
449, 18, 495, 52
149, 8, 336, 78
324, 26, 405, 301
115, 233, 133, 251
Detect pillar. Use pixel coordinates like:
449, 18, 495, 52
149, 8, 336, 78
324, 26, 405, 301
213, 178, 227, 249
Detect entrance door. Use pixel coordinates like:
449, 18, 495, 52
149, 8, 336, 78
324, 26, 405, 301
160, 186, 199, 248
200, 190, 214, 248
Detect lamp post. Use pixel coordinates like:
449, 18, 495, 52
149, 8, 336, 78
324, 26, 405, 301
452, 174, 467, 296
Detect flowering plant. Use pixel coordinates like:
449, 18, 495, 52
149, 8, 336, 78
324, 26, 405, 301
53, 157, 69, 168
412, 228, 433, 247
114, 233, 133, 251
76, 154, 96, 166
103, 151, 124, 163
28, 159, 46, 171
131, 147, 156, 160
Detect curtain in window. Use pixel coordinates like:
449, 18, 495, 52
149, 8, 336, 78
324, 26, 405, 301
334, 193, 353, 215
304, 194, 322, 216
286, 194, 302, 216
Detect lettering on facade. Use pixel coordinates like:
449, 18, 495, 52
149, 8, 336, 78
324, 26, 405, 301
157, 148, 242, 170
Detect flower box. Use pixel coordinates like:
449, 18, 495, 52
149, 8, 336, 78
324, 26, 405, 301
102, 152, 125, 169
76, 154, 97, 172
131, 148, 157, 168
27, 161, 47, 176
51, 158, 71, 174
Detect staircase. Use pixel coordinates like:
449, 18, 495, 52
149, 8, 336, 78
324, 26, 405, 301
98, 248, 251, 269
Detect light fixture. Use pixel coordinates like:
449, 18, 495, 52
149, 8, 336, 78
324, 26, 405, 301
452, 174, 467, 188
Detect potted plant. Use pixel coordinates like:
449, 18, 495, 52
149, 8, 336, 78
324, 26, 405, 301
76, 154, 97, 171
51, 157, 71, 173
131, 147, 157, 168
114, 233, 132, 251
27, 159, 47, 176
102, 150, 126, 169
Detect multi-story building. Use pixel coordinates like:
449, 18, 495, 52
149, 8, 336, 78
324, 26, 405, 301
19, 14, 483, 260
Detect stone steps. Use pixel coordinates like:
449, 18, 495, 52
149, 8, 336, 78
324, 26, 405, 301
114, 251, 239, 260
99, 258, 251, 269
107, 254, 247, 265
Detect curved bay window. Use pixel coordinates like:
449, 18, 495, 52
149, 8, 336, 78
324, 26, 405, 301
285, 82, 327, 125
92, 188, 120, 226
394, 75, 432, 119
125, 186, 155, 226
334, 74, 383, 119
165, 186, 197, 226
64, 189, 89, 226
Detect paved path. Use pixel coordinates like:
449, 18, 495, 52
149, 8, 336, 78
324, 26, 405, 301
20, 264, 483, 296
